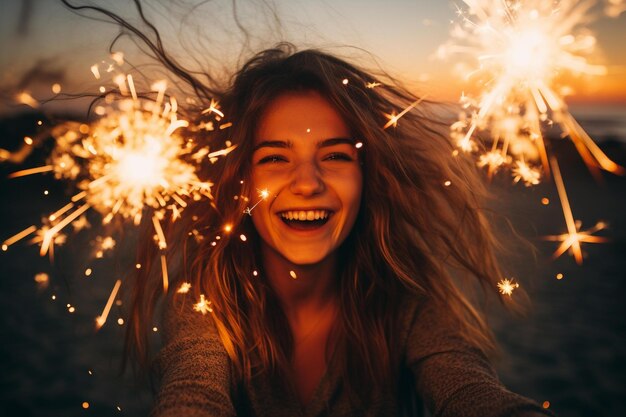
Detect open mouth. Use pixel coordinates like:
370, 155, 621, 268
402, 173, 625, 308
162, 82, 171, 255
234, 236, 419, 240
278, 209, 333, 230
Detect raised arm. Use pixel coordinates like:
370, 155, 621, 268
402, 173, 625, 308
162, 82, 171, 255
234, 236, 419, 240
151, 293, 237, 417
407, 301, 555, 417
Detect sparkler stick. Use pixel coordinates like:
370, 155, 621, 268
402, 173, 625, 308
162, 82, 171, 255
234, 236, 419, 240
95, 279, 122, 330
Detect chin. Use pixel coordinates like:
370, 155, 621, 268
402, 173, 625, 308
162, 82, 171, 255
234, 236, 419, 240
277, 245, 333, 266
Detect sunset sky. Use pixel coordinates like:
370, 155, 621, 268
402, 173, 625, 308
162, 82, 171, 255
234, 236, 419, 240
0, 0, 625, 112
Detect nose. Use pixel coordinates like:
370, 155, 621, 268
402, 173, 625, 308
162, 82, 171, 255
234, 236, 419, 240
290, 161, 325, 196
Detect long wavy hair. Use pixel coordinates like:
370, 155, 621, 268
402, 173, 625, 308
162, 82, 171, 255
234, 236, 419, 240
61, 0, 513, 408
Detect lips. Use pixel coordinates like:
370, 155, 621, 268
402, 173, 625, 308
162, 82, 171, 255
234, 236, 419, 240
277, 209, 333, 230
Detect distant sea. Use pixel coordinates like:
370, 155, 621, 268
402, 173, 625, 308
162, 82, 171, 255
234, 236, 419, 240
569, 103, 626, 143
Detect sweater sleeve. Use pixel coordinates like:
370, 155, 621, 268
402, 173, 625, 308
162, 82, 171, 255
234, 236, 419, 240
406, 300, 555, 417
150, 293, 237, 417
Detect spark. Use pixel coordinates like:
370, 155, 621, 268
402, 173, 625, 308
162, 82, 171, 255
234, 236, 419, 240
95, 279, 121, 329
383, 98, 426, 129
91, 65, 101, 79
160, 254, 169, 292
9, 165, 54, 178
208, 144, 237, 162
512, 159, 541, 186
542, 157, 608, 264
201, 99, 225, 118
16, 92, 38, 108
34, 273, 49, 289
177, 282, 191, 293
244, 188, 270, 215
94, 236, 116, 258
193, 294, 213, 314
152, 215, 167, 250
289, 270, 297, 279
543, 221, 608, 264
2, 225, 37, 249
497, 278, 520, 296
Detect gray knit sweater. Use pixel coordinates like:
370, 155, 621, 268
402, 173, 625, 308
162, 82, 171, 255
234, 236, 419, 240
151, 294, 555, 417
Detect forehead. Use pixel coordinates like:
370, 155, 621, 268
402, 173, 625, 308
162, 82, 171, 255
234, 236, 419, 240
254, 91, 350, 143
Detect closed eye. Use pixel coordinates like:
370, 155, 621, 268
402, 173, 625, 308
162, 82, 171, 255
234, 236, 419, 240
257, 155, 288, 164
323, 152, 354, 162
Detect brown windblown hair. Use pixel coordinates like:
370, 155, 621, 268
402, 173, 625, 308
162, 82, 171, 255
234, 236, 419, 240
128, 45, 508, 404
61, 0, 513, 409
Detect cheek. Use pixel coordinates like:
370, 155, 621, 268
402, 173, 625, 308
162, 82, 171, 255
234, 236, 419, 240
342, 171, 363, 212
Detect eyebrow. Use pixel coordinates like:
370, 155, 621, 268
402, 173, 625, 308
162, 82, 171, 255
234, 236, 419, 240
253, 137, 355, 152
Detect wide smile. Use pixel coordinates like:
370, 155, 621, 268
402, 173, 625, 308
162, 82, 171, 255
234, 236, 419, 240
277, 209, 334, 231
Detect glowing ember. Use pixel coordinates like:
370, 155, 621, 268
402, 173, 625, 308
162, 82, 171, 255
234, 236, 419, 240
34, 273, 49, 289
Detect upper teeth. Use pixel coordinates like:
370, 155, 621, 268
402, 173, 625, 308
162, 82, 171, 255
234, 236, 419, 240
280, 210, 330, 221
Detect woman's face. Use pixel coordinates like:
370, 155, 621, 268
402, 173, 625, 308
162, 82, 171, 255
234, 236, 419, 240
249, 91, 363, 266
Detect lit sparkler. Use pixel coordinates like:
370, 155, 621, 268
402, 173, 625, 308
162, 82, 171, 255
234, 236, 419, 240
4, 72, 232, 259
3, 59, 236, 324
438, 0, 621, 263
439, 0, 622, 181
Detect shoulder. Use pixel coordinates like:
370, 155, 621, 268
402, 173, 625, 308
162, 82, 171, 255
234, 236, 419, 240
397, 293, 481, 364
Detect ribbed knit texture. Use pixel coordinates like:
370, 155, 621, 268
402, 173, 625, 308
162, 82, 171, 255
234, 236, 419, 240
151, 295, 555, 417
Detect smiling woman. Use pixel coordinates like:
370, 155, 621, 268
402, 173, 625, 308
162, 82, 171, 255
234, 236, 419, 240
124, 46, 558, 417
55, 1, 558, 416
